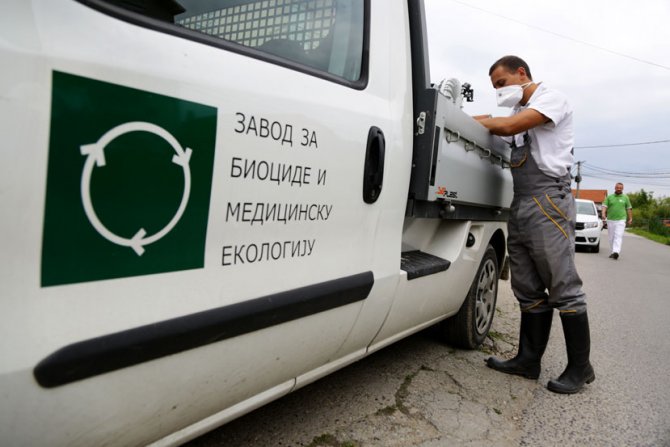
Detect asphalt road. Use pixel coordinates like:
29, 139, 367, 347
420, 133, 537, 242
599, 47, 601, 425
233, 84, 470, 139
186, 230, 670, 447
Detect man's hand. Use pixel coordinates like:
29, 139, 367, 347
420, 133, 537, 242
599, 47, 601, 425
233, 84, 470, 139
478, 109, 550, 136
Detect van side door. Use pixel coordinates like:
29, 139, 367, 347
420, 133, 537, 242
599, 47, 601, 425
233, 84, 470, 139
0, 0, 411, 445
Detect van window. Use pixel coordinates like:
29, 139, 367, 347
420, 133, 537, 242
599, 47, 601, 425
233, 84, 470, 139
93, 0, 365, 82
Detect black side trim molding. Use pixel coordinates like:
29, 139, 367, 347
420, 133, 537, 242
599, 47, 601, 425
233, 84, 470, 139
34, 272, 374, 388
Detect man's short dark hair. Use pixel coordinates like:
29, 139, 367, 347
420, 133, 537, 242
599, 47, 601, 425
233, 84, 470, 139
489, 55, 533, 80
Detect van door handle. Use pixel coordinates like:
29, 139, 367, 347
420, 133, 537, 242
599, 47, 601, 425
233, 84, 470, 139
362, 126, 385, 204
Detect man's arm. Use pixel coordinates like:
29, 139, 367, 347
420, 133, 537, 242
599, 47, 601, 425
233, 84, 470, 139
472, 114, 492, 121
478, 108, 550, 136
601, 205, 608, 221
626, 196, 633, 225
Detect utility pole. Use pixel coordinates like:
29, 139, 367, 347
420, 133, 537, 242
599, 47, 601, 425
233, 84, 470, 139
574, 161, 584, 198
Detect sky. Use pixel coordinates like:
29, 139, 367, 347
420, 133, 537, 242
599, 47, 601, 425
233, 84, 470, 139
423, 0, 670, 199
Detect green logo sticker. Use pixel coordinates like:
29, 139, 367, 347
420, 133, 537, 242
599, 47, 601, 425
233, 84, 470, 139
41, 71, 217, 287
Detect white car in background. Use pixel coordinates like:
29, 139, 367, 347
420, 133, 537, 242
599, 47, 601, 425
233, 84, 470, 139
575, 199, 603, 252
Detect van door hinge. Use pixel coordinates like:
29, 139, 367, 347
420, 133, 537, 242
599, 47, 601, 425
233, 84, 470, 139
416, 111, 426, 135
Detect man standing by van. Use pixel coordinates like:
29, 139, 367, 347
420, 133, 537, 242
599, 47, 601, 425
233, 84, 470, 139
475, 56, 594, 394
602, 182, 633, 260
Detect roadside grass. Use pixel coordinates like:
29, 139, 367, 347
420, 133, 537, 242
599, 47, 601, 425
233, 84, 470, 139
627, 228, 670, 246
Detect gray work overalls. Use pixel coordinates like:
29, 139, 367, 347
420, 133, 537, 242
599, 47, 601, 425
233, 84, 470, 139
507, 133, 586, 314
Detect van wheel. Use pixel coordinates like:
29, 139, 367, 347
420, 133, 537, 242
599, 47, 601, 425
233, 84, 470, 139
441, 245, 498, 349
592, 241, 600, 253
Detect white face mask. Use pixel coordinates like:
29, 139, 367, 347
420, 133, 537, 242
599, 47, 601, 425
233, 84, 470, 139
496, 82, 532, 107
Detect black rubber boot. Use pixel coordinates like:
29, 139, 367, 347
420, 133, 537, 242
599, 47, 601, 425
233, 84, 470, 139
486, 311, 553, 379
547, 312, 595, 394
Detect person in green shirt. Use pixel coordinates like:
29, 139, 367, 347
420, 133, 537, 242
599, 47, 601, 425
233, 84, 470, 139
601, 182, 633, 259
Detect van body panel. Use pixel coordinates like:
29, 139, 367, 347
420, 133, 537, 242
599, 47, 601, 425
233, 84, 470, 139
0, 1, 510, 445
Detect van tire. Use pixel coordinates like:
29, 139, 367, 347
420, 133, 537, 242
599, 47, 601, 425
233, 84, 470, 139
592, 241, 600, 253
441, 245, 498, 349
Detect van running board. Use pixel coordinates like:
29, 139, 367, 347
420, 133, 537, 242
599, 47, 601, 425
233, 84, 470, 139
400, 250, 451, 280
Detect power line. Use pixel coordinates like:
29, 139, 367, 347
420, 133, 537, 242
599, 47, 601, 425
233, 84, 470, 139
577, 167, 670, 191
576, 164, 670, 191
582, 166, 670, 179
576, 139, 670, 149
583, 164, 670, 177
581, 173, 670, 188
584, 172, 670, 181
447, 0, 670, 71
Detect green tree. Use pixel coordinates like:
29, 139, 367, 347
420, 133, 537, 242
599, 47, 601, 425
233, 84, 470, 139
628, 189, 652, 228
628, 189, 652, 208
657, 197, 670, 218
627, 189, 670, 236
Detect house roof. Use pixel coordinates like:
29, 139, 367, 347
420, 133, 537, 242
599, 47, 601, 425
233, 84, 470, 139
573, 189, 608, 203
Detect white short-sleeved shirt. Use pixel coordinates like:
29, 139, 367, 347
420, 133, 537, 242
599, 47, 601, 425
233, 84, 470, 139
510, 83, 574, 178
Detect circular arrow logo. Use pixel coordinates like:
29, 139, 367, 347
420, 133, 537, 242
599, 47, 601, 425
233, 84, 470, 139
80, 122, 192, 256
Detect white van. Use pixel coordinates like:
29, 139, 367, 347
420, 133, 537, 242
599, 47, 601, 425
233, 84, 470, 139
1, 1, 513, 445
